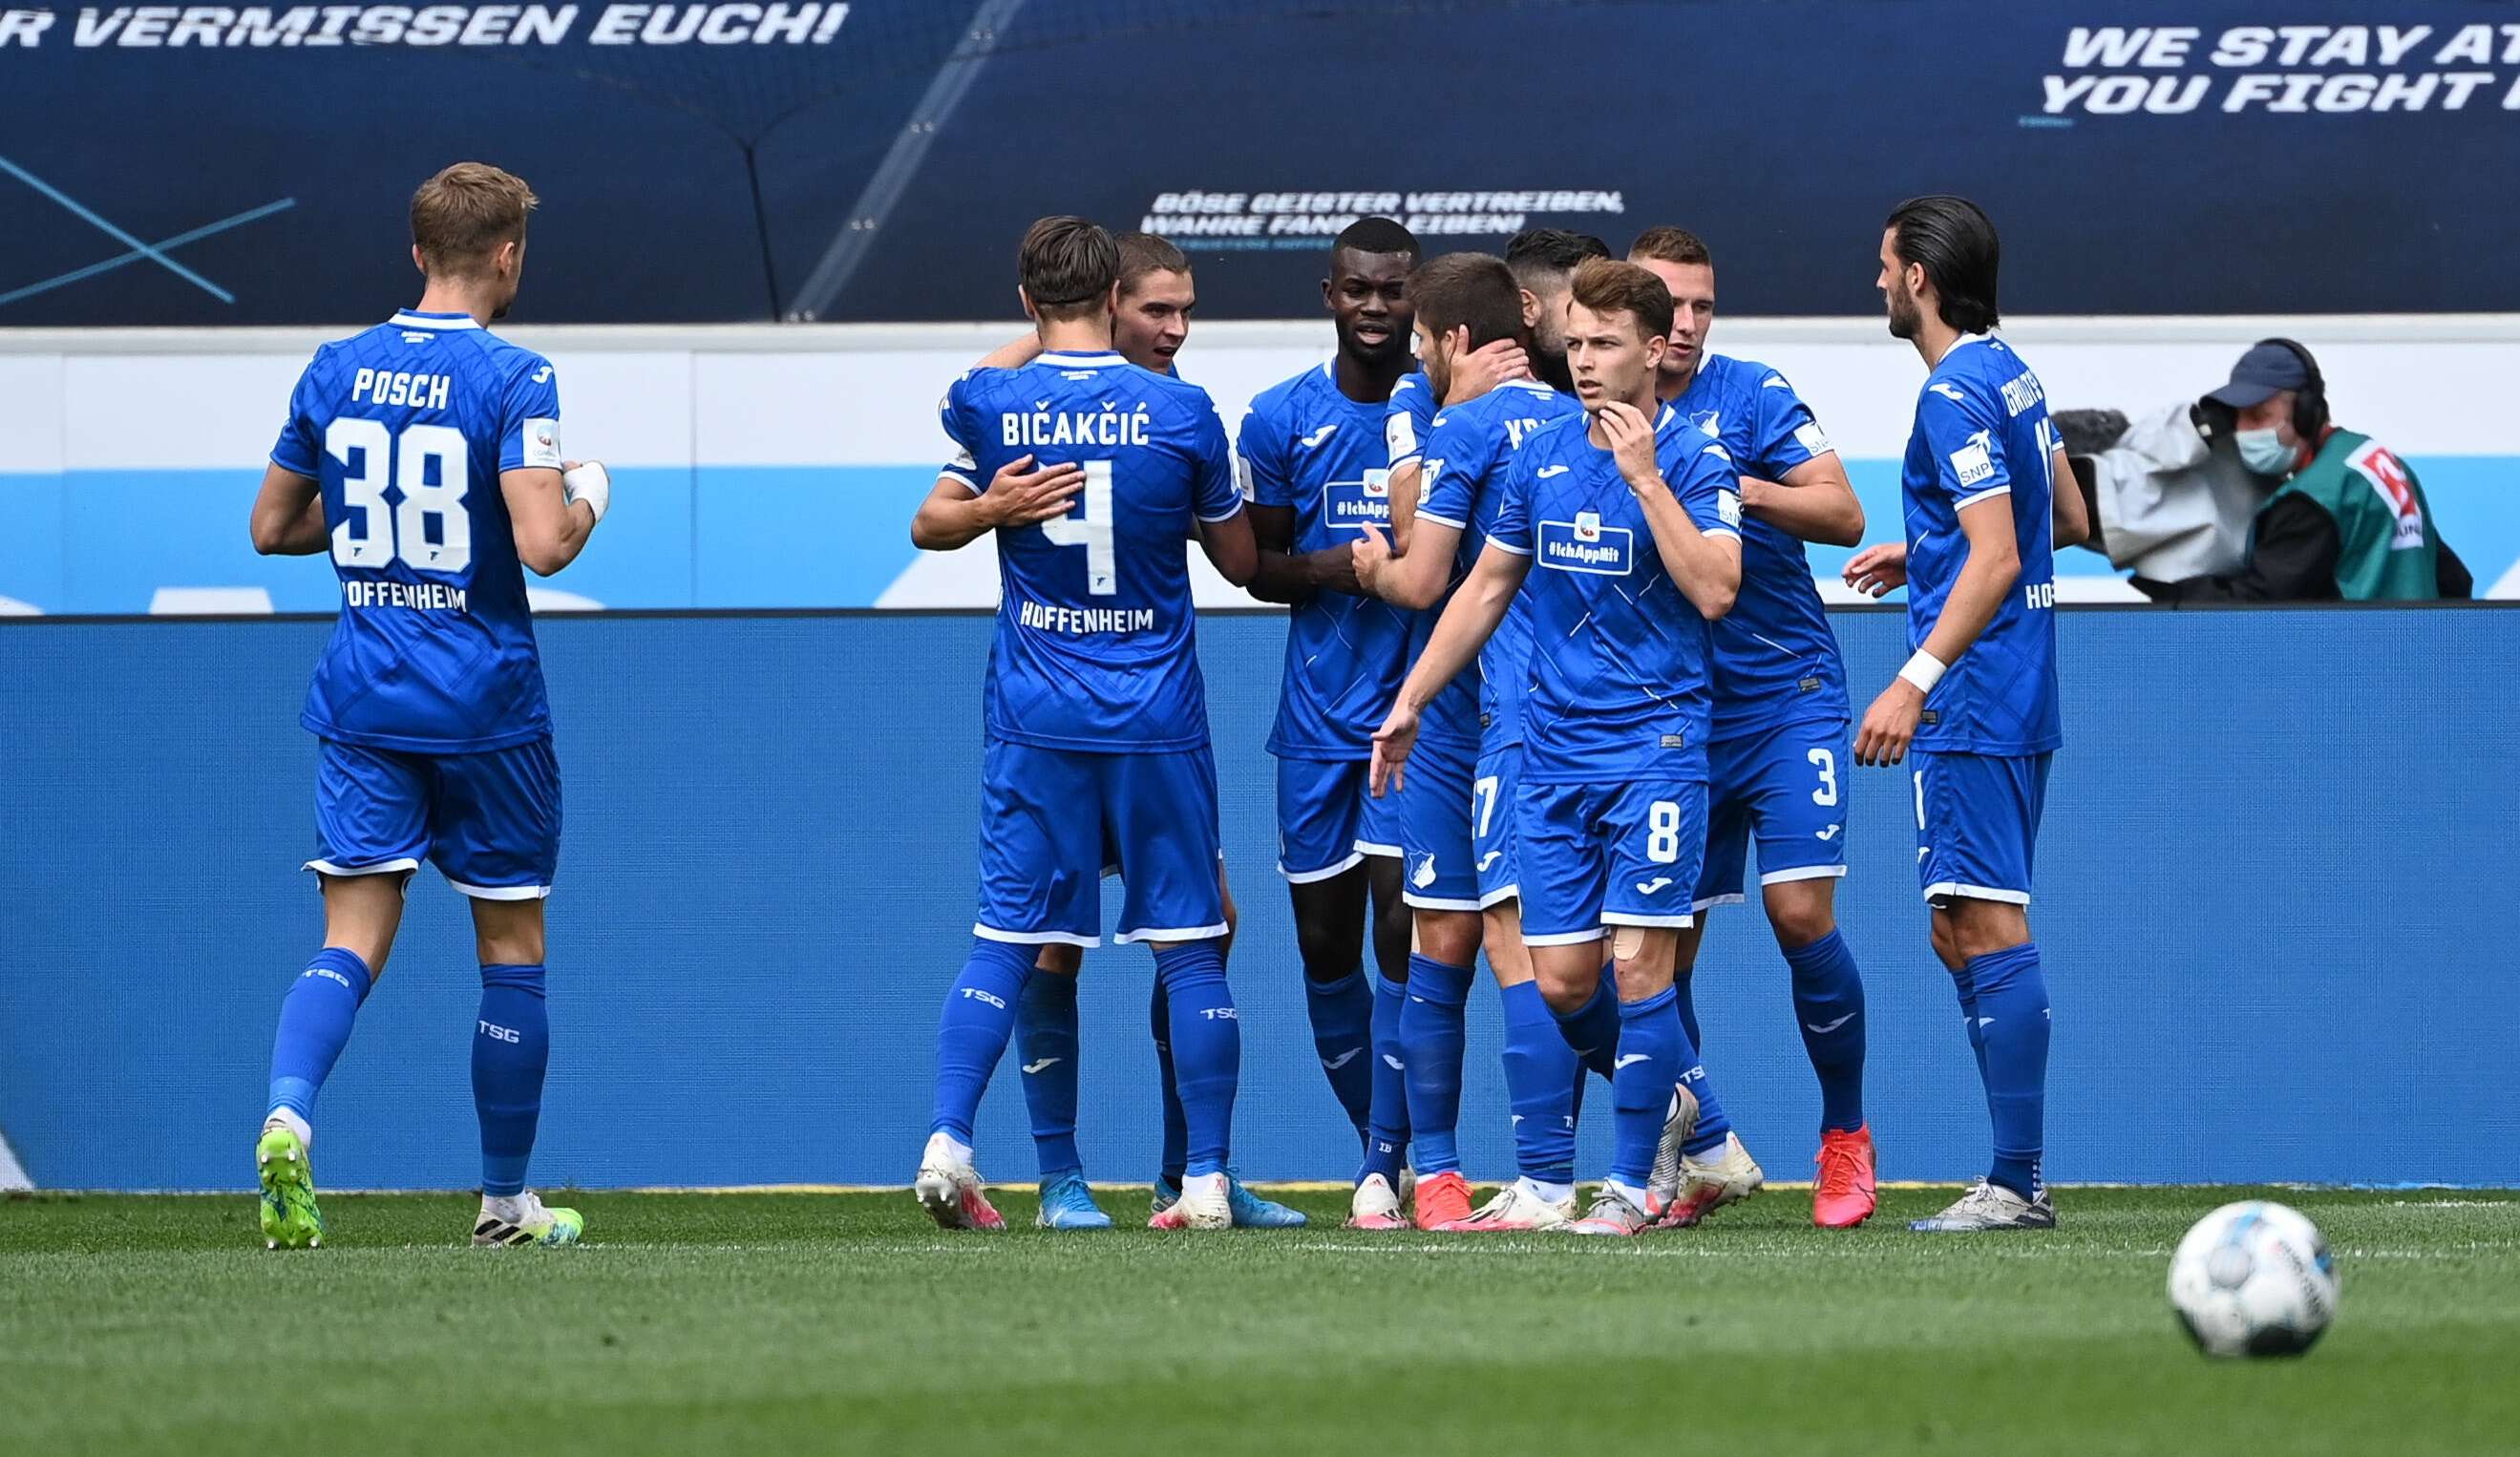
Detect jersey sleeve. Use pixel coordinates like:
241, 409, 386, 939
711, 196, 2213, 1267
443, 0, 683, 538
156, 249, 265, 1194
937, 370, 984, 490
1190, 398, 1243, 523
496, 353, 564, 474
1670, 436, 1744, 541
1235, 393, 1294, 507
1486, 442, 1536, 556
1385, 372, 1436, 465
1747, 368, 1831, 479
269, 350, 324, 477
1916, 382, 2010, 507
1412, 409, 1496, 532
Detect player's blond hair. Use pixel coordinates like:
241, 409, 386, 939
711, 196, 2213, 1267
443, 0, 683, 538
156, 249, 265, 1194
411, 162, 538, 279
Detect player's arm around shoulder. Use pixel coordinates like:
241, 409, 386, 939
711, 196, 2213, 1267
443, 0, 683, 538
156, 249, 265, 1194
910, 367, 1084, 551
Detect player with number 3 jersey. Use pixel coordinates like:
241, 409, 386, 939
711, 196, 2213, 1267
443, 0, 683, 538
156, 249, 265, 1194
247, 163, 607, 1253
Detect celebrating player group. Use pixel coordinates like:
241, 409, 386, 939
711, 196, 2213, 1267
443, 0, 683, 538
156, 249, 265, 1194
237, 159, 2084, 1250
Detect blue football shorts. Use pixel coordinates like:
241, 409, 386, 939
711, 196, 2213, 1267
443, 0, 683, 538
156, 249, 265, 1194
1694, 715, 1851, 913
974, 740, 1226, 947
1912, 749, 2052, 908
1274, 755, 1404, 882
1517, 776, 1708, 944
307, 737, 560, 899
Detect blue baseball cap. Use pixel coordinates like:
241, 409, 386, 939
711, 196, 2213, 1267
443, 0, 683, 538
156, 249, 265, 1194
2206, 341, 2316, 409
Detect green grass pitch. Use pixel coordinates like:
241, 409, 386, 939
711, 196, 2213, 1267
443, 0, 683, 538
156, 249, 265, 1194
6, 1185, 2517, 1454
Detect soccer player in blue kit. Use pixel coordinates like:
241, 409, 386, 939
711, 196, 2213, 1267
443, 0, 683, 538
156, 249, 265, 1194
1352, 252, 1589, 1232
1372, 261, 1765, 1236
1842, 197, 2088, 1232
245, 163, 608, 1250
1628, 226, 1878, 1228
911, 217, 1260, 1233
1237, 219, 1429, 1223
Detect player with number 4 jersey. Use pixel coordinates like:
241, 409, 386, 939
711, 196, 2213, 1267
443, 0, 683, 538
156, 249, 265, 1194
247, 163, 606, 1253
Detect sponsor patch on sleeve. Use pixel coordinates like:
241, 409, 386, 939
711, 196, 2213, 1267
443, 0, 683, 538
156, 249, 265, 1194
1948, 437, 1995, 488
1717, 489, 1743, 528
1793, 420, 1832, 455
1385, 412, 1417, 461
1235, 452, 1255, 500
520, 417, 562, 470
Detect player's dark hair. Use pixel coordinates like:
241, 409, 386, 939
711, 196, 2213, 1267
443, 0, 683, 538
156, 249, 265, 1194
1505, 228, 1612, 291
1568, 258, 1674, 344
1408, 253, 1523, 351
1627, 225, 1712, 268
1329, 216, 1421, 267
410, 162, 537, 279
1885, 195, 2001, 334
1115, 232, 1191, 296
1018, 215, 1119, 318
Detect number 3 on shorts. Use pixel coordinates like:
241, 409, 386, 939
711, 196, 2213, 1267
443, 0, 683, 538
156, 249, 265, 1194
1809, 747, 1839, 807
1646, 800, 1681, 864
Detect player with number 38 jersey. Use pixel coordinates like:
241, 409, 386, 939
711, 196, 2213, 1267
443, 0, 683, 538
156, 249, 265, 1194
248, 163, 607, 1256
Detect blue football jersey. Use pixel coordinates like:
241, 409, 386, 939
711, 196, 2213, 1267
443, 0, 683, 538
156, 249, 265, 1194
1415, 379, 1584, 750
269, 308, 561, 753
1900, 335, 2063, 755
1384, 370, 1437, 467
939, 349, 1241, 753
1671, 354, 1851, 743
1239, 363, 1413, 759
1488, 406, 1743, 785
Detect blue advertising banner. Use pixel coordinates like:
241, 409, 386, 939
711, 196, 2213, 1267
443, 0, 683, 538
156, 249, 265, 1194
3, 1, 2516, 324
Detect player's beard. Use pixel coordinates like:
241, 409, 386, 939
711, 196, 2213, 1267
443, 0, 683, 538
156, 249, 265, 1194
1885, 280, 1921, 340
1533, 342, 1574, 394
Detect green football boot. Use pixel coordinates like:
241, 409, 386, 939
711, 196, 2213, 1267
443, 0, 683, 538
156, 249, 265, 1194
256, 1125, 324, 1250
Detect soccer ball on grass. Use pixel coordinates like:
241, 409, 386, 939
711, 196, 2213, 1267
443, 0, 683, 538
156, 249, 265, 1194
2167, 1200, 2339, 1358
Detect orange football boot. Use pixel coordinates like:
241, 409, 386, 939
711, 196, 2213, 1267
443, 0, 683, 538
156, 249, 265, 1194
1812, 1125, 1877, 1229
1411, 1171, 1474, 1231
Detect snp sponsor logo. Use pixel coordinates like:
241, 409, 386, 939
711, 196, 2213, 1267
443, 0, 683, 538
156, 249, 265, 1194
1537, 511, 1634, 575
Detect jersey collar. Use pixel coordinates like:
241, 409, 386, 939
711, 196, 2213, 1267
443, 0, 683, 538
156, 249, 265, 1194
1039, 349, 1126, 368
390, 309, 482, 331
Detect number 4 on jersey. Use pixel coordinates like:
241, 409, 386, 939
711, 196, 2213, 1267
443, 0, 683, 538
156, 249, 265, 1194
1039, 459, 1115, 595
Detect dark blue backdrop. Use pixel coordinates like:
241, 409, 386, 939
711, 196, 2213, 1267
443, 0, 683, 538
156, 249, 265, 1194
3, 607, 2516, 1192
5, 0, 2514, 323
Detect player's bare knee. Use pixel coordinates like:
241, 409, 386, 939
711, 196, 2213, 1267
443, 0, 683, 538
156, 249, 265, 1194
469, 896, 546, 966
318, 871, 409, 978
1927, 908, 1964, 970
1414, 908, 1480, 967
1530, 941, 1600, 1013
1610, 925, 1678, 1001
1950, 898, 2031, 961
1480, 905, 1535, 987
1765, 884, 1838, 951
1033, 944, 1082, 977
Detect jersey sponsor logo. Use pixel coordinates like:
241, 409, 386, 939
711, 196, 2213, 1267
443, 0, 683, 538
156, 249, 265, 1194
1929, 381, 1969, 404
530, 364, 555, 385
1385, 412, 1418, 461
350, 368, 452, 411
1538, 513, 1634, 575
1001, 401, 1152, 448
2347, 441, 2427, 550
1794, 420, 1832, 455
1322, 471, 1393, 530
1718, 490, 1743, 528
1299, 422, 1340, 449
521, 416, 562, 470
1535, 464, 1572, 478
1017, 600, 1157, 634
1949, 430, 1997, 488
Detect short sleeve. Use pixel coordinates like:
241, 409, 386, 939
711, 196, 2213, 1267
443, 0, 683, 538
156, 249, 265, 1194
498, 353, 563, 473
1191, 400, 1243, 523
1236, 394, 1294, 507
1917, 381, 2010, 507
269, 350, 324, 477
1672, 436, 1743, 541
1486, 444, 1535, 556
937, 370, 982, 489
1413, 408, 1496, 532
1747, 368, 1830, 479
1385, 372, 1436, 465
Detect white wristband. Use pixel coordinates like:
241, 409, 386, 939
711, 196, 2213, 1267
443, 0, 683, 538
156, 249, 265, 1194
1897, 649, 1947, 693
561, 461, 610, 524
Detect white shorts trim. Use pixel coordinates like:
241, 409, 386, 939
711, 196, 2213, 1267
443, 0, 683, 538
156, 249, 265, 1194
1761, 864, 1848, 886
1281, 849, 1366, 884
1690, 892, 1748, 913
1601, 911, 1696, 929
1922, 881, 2032, 906
1354, 839, 1403, 858
448, 879, 552, 902
304, 856, 419, 878
1521, 927, 1604, 947
1476, 883, 1520, 910
1403, 893, 1482, 913
974, 923, 1100, 948
1114, 921, 1231, 944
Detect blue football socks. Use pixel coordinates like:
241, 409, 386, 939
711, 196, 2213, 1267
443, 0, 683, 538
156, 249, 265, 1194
1154, 941, 1239, 1178
1785, 930, 1868, 1133
1499, 979, 1580, 1186
265, 947, 372, 1123
1965, 941, 2050, 1200
1302, 968, 1375, 1137
1015, 969, 1084, 1178
929, 938, 1034, 1144
1360, 969, 1409, 1184
472, 962, 548, 1198
1396, 954, 1475, 1176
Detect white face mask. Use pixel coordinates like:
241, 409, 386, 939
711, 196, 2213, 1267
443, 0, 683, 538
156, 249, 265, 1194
2235, 426, 2296, 476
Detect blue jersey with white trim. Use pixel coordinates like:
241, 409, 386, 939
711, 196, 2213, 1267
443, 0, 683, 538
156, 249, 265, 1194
1416, 379, 1583, 751
1384, 370, 1437, 466
1671, 354, 1850, 743
269, 308, 558, 753
1488, 406, 1743, 785
1240, 363, 1413, 758
1900, 335, 2063, 755
939, 350, 1241, 753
